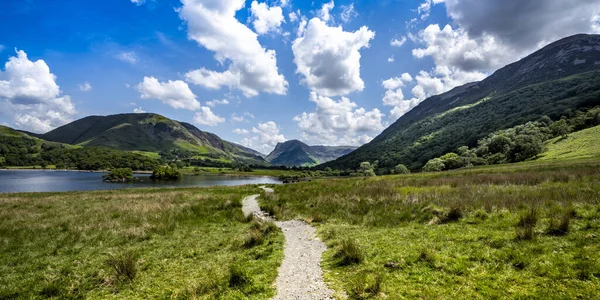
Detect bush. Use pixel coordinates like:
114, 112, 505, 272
106, 250, 138, 283
516, 207, 538, 240
151, 166, 182, 180
394, 164, 410, 174
103, 168, 133, 182
335, 239, 365, 266
423, 158, 445, 172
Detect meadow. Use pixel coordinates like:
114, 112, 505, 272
261, 159, 600, 299
0, 186, 283, 299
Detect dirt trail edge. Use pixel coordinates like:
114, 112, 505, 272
241, 187, 335, 300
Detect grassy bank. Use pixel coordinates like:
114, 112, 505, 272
0, 186, 283, 299
261, 160, 600, 298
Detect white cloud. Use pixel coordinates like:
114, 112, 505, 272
340, 3, 358, 23
179, 0, 288, 97
78, 82, 92, 92
318, 0, 335, 23
130, 0, 146, 5
0, 50, 76, 133
418, 0, 445, 20
205, 99, 229, 107
294, 92, 384, 146
115, 51, 137, 64
233, 128, 249, 135
292, 18, 375, 97
390, 36, 407, 47
594, 15, 600, 33
388, 56, 395, 63
193, 106, 225, 126
289, 11, 299, 22
133, 107, 146, 113
230, 112, 254, 122
382, 73, 413, 90
136, 76, 201, 110
250, 1, 285, 35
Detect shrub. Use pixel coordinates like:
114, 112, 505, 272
103, 168, 133, 182
394, 164, 410, 175
335, 239, 365, 266
151, 166, 182, 180
423, 158, 445, 172
106, 250, 138, 283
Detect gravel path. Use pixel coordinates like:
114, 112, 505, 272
241, 187, 335, 300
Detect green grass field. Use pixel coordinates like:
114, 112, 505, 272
0, 186, 283, 299
540, 125, 600, 161
261, 160, 600, 299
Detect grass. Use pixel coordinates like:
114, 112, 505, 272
0, 186, 283, 299
540, 125, 600, 161
262, 159, 600, 298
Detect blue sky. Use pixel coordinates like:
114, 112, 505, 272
1, 0, 599, 153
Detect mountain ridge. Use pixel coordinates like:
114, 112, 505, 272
266, 139, 356, 167
324, 33, 600, 171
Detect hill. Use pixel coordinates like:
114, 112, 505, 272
324, 34, 600, 171
266, 140, 356, 167
539, 125, 600, 161
40, 113, 266, 166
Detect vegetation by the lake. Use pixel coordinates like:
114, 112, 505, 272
151, 165, 183, 180
103, 168, 134, 182
260, 159, 600, 298
0, 186, 283, 299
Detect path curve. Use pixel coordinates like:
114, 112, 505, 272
241, 186, 335, 300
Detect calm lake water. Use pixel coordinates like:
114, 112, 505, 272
0, 170, 281, 193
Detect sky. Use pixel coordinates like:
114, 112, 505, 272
1, 0, 599, 154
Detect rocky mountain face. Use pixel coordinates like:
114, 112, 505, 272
266, 140, 356, 167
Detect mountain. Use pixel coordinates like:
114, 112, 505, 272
266, 140, 356, 167
324, 34, 600, 171
40, 113, 267, 165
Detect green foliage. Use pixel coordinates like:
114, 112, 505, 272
151, 166, 182, 180
357, 162, 376, 177
106, 250, 138, 283
423, 158, 444, 172
394, 164, 410, 174
103, 168, 133, 182
335, 239, 365, 266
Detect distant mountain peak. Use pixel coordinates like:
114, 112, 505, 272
267, 139, 356, 167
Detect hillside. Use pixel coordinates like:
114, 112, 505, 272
539, 125, 600, 161
40, 113, 266, 165
324, 34, 600, 170
266, 140, 356, 167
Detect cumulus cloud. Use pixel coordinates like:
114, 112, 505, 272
179, 0, 288, 97
292, 18, 375, 97
0, 50, 76, 133
205, 99, 229, 107
115, 51, 138, 64
193, 106, 225, 126
239, 121, 286, 153
418, 0, 445, 20
130, 0, 146, 5
136, 76, 201, 110
382, 73, 413, 90
133, 107, 146, 113
318, 0, 335, 23
233, 128, 249, 135
388, 56, 395, 63
250, 1, 285, 35
78, 82, 92, 92
230, 112, 254, 122
390, 36, 407, 47
340, 3, 358, 23
294, 92, 384, 146
443, 0, 600, 50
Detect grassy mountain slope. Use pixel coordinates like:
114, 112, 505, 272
266, 140, 356, 167
539, 125, 600, 161
324, 34, 600, 170
41, 113, 266, 165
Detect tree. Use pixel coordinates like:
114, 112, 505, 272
394, 164, 410, 174
359, 162, 376, 177
439, 152, 463, 170
423, 158, 445, 172
550, 119, 570, 138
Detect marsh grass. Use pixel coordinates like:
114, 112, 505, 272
335, 239, 365, 266
0, 186, 283, 299
266, 160, 600, 298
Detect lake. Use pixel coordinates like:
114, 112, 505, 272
0, 170, 281, 193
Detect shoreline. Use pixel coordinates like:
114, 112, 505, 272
0, 168, 153, 174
